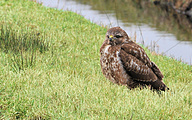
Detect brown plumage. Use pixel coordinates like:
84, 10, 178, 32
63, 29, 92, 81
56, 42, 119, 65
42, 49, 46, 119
100, 27, 169, 91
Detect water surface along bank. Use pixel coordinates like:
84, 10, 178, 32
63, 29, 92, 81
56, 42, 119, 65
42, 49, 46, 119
36, 0, 192, 64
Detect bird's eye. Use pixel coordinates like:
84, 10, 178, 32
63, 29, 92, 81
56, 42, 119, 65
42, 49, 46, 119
115, 35, 122, 38
107, 35, 109, 38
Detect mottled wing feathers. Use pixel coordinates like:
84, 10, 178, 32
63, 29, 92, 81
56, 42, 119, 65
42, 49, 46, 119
119, 43, 160, 82
121, 42, 152, 68
119, 50, 157, 82
151, 62, 164, 80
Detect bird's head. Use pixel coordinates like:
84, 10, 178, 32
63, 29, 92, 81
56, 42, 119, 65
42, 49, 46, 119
105, 27, 130, 46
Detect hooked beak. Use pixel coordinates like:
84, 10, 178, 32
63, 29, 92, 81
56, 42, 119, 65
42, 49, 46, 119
109, 35, 113, 42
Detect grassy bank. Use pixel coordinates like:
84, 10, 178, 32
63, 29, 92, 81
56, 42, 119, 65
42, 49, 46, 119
0, 0, 192, 119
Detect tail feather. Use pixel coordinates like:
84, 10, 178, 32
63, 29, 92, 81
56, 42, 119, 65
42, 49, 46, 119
151, 80, 169, 91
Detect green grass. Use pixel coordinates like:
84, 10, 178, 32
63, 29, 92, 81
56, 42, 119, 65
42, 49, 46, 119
0, 23, 49, 72
0, 0, 192, 119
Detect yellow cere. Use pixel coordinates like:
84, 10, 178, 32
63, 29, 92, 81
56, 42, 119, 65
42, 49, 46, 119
109, 35, 113, 38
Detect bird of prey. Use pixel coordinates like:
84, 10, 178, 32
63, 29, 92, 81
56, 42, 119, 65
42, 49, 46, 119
100, 27, 169, 91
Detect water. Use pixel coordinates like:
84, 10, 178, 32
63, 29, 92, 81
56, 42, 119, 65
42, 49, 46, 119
36, 0, 192, 65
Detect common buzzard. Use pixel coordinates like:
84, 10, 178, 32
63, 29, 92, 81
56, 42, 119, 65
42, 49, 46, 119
100, 27, 169, 91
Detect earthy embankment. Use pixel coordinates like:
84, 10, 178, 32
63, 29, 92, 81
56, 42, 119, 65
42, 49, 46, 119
144, 0, 192, 29
133, 0, 192, 40
154, 0, 192, 21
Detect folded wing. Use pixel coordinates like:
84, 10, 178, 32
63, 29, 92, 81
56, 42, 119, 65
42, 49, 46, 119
119, 42, 163, 82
